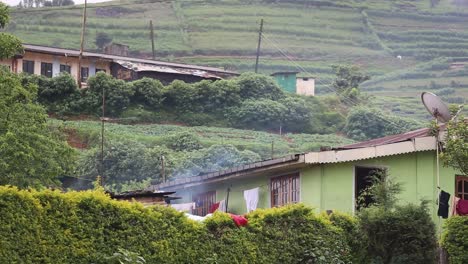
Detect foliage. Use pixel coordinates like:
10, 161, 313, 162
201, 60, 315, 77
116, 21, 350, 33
106, 248, 146, 264
440, 117, 468, 175
194, 79, 241, 112
326, 211, 368, 263
165, 131, 202, 151
357, 169, 402, 211
163, 80, 201, 113
331, 65, 370, 105
131, 77, 165, 108
0, 188, 353, 264
0, 69, 76, 188
236, 72, 285, 100
344, 106, 422, 141
441, 216, 468, 264
95, 32, 112, 50
357, 173, 437, 264
227, 99, 287, 131
0, 3, 23, 59
84, 72, 134, 116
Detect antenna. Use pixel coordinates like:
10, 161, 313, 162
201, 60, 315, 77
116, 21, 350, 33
421, 92, 451, 123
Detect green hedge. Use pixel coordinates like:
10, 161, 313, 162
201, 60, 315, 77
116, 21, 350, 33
0, 187, 352, 263
441, 216, 468, 264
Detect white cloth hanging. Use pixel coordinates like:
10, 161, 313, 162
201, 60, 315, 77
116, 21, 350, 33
243, 187, 259, 213
171, 202, 195, 213
218, 199, 226, 212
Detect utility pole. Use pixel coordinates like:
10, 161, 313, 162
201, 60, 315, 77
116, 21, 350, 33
78, 0, 87, 88
100, 87, 105, 186
150, 20, 156, 60
254, 18, 264, 73
161, 155, 166, 183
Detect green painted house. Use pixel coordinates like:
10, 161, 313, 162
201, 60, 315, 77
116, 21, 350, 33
271, 71, 298, 93
153, 127, 465, 225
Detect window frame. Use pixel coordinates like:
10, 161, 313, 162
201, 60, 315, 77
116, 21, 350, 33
270, 172, 300, 208
40, 62, 53, 78
192, 191, 216, 216
60, 64, 71, 74
81, 67, 89, 82
22, 60, 35, 75
353, 165, 387, 212
455, 175, 468, 200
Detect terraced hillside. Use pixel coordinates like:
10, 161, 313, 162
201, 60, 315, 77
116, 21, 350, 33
6, 0, 468, 104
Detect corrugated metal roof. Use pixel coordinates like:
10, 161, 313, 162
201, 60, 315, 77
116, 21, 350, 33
23, 44, 238, 76
115, 60, 222, 79
334, 127, 433, 150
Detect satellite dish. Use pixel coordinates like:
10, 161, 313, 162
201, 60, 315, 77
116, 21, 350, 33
421, 92, 451, 123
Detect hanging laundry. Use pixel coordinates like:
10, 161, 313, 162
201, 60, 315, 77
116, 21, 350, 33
456, 199, 468, 216
437, 190, 450, 219
209, 202, 220, 214
244, 187, 259, 213
171, 202, 195, 213
218, 199, 226, 213
229, 213, 248, 227
450, 197, 460, 217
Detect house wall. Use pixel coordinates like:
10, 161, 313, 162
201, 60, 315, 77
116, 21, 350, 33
296, 77, 315, 96
273, 73, 297, 93
170, 150, 459, 226
301, 151, 458, 223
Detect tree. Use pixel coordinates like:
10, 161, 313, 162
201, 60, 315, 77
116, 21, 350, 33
95, 32, 112, 51
331, 65, 370, 105
0, 3, 23, 59
227, 99, 287, 131
236, 72, 285, 100
0, 68, 76, 188
344, 106, 422, 141
131, 77, 165, 108
440, 117, 467, 175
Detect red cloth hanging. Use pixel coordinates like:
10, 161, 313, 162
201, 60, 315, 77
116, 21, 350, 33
209, 202, 220, 214
456, 199, 468, 215
229, 213, 248, 227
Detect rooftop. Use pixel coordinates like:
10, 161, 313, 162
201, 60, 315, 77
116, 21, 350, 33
23, 44, 239, 76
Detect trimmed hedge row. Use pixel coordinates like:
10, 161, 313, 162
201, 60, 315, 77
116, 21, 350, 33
0, 187, 352, 264
441, 216, 468, 264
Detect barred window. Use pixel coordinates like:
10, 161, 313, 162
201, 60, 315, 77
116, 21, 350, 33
22, 60, 34, 74
270, 173, 300, 207
60, 64, 71, 74
41, 62, 53, 78
192, 191, 216, 216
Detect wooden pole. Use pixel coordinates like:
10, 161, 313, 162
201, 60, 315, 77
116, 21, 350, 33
78, 0, 87, 88
161, 155, 166, 182
150, 20, 156, 60
254, 18, 263, 73
225, 187, 230, 213
100, 87, 105, 186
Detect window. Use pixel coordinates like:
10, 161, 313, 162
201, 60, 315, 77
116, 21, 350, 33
192, 191, 216, 216
60, 64, 71, 74
40, 62, 53, 77
23, 60, 34, 74
456, 175, 468, 200
81, 67, 89, 82
303, 78, 309, 81
355, 166, 385, 210
96, 68, 106, 73
270, 173, 300, 207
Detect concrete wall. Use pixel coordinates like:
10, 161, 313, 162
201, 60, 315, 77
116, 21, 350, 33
7, 51, 111, 82
296, 77, 315, 96
171, 150, 459, 225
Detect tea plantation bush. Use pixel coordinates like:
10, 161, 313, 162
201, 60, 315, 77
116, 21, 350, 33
0, 187, 353, 264
441, 216, 468, 264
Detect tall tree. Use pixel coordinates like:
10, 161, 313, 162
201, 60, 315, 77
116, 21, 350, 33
331, 65, 370, 105
95, 32, 112, 51
441, 117, 468, 175
0, 3, 23, 59
0, 69, 76, 188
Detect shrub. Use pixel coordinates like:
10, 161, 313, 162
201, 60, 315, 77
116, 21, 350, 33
84, 72, 134, 116
441, 216, 468, 264
227, 99, 287, 131
131, 77, 165, 108
163, 80, 201, 113
236, 72, 285, 100
166, 131, 202, 151
0, 188, 352, 264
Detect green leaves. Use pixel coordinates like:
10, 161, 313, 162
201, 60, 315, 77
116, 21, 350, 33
441, 117, 468, 176
0, 69, 76, 188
